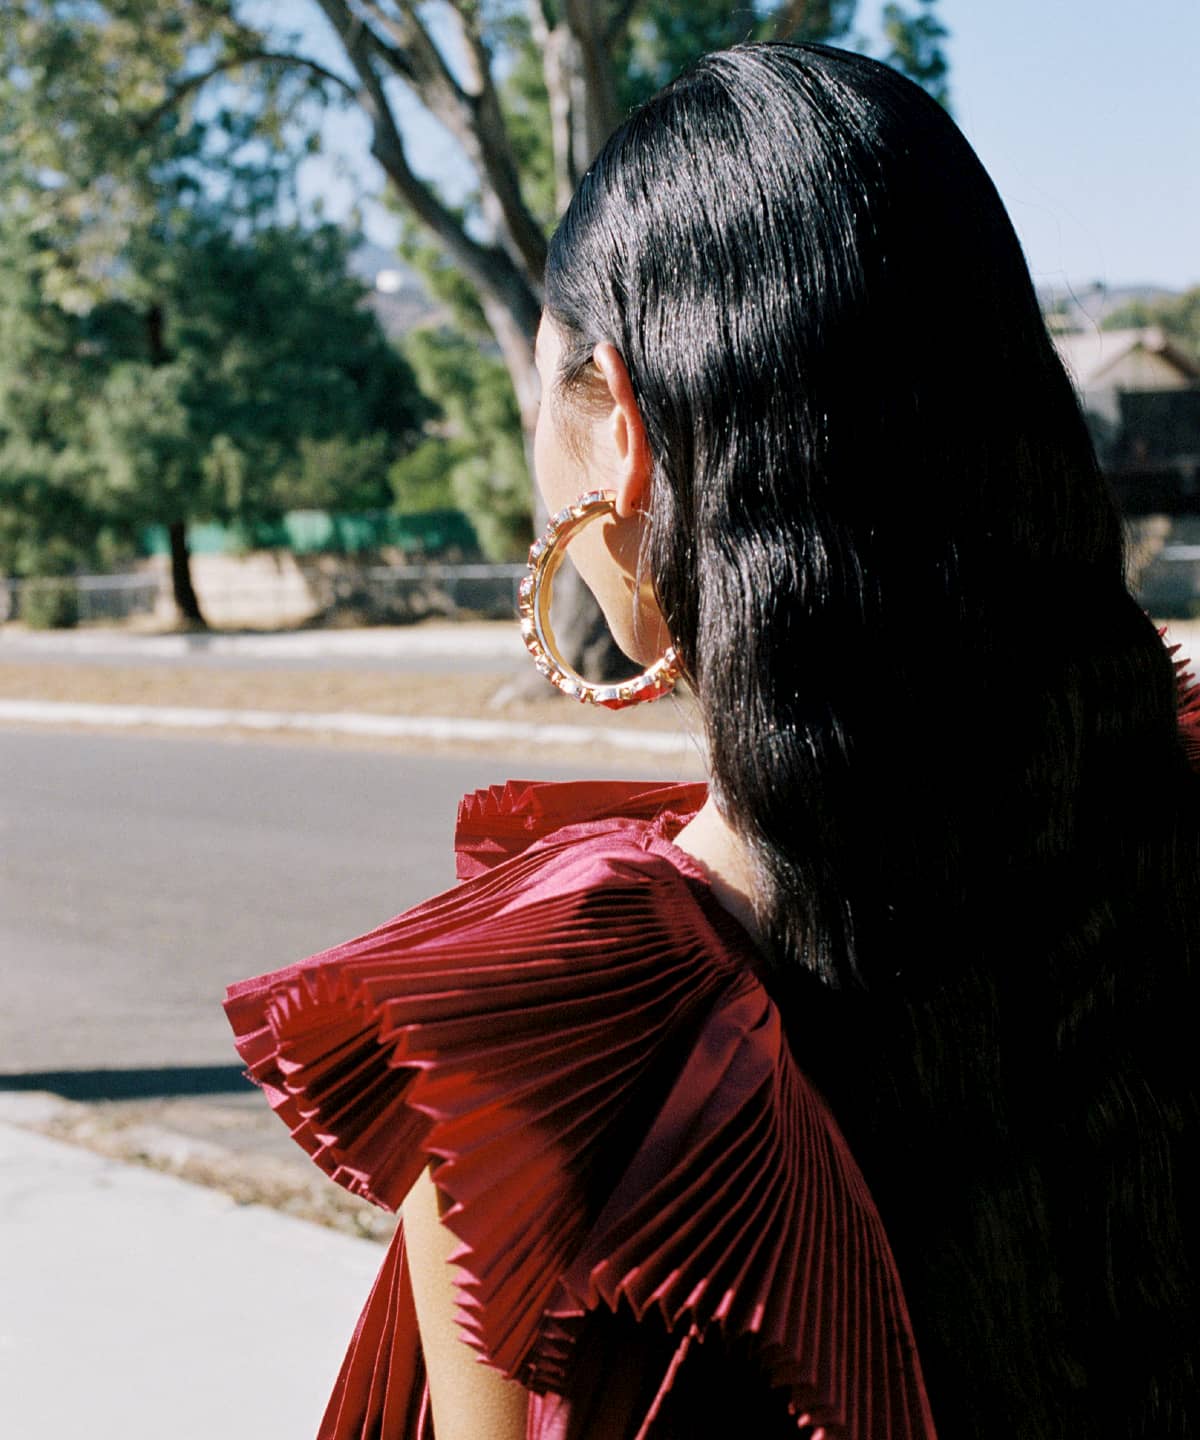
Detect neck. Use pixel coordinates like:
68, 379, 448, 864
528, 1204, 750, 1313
670, 792, 763, 948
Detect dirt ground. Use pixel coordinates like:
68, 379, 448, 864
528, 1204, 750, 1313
0, 659, 685, 725
1, 1091, 395, 1242
0, 652, 709, 770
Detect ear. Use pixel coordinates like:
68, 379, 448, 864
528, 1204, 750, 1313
591, 341, 652, 519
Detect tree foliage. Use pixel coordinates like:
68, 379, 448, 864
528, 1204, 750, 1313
1101, 288, 1200, 363
0, 206, 432, 597
87, 218, 431, 527
879, 0, 949, 108
0, 0, 327, 311
4, 0, 946, 436
392, 327, 531, 559
1, 0, 952, 636
1, 4, 433, 619
0, 218, 129, 577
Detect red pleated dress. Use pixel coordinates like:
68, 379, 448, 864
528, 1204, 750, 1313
223, 779, 937, 1440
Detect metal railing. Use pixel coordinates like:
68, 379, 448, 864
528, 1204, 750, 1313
361, 563, 526, 616
2, 574, 161, 625
5, 553, 1198, 628
1, 564, 528, 627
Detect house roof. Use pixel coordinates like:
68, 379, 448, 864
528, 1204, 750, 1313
1053, 326, 1200, 390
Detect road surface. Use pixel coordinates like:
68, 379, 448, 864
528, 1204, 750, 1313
0, 728, 689, 1075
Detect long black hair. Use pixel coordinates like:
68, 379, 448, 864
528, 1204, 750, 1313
544, 41, 1199, 1438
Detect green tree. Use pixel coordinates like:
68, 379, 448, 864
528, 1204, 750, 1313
880, 0, 949, 107
83, 218, 432, 622
2, 2, 433, 622
0, 1, 318, 617
0, 217, 134, 582
0, 204, 432, 622
0, 0, 324, 311
1102, 288, 1200, 363
391, 328, 531, 560
3, 0, 950, 643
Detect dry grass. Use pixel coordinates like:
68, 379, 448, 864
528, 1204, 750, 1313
0, 660, 707, 771
5, 1093, 396, 1243
0, 660, 687, 725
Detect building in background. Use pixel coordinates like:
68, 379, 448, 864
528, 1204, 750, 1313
1050, 322, 1200, 617
1053, 326, 1200, 432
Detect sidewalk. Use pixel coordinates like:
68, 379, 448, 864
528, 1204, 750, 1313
0, 1112, 388, 1439
0, 619, 525, 661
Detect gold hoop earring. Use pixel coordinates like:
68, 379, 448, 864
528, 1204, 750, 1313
518, 488, 680, 710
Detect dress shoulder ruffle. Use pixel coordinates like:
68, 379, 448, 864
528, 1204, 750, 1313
223, 779, 935, 1440
1167, 639, 1200, 772
453, 777, 709, 878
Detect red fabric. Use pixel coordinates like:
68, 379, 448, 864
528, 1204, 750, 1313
223, 779, 936, 1440
1162, 634, 1200, 774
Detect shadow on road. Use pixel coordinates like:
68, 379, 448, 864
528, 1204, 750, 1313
0, 1064, 253, 1101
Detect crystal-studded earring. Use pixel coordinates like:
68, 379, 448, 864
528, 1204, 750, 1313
518, 489, 679, 709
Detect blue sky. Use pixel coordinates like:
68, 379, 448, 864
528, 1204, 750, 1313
918, 0, 1199, 293
284, 0, 1199, 294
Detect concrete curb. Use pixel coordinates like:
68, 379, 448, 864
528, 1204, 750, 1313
0, 697, 698, 757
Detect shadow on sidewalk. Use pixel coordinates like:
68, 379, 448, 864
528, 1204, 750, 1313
0, 1064, 252, 1101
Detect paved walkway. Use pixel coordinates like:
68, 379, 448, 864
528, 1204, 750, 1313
0, 621, 524, 661
0, 1119, 387, 1440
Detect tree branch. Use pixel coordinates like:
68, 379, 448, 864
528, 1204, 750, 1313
354, 0, 485, 174
524, 0, 552, 48
345, 2, 546, 279
563, 0, 622, 177
133, 50, 358, 135
314, 0, 541, 343
357, 0, 469, 107
444, 1, 548, 278
322, 0, 549, 280
526, 0, 575, 215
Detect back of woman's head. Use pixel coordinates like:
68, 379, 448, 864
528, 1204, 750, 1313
545, 41, 1199, 1437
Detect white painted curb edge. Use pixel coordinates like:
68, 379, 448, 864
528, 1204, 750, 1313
0, 698, 695, 756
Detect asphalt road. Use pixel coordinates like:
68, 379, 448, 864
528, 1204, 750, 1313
0, 728, 671, 1076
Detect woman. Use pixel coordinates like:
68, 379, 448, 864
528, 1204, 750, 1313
224, 41, 1200, 1439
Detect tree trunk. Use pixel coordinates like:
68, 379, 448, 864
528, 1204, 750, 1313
146, 300, 206, 629
285, 1, 632, 675
167, 518, 206, 627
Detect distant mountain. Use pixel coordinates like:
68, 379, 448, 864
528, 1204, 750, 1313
1038, 282, 1183, 331
348, 242, 444, 338
347, 241, 414, 285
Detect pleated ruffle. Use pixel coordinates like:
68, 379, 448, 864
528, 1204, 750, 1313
1166, 636, 1200, 773
223, 780, 935, 1439
453, 778, 708, 880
